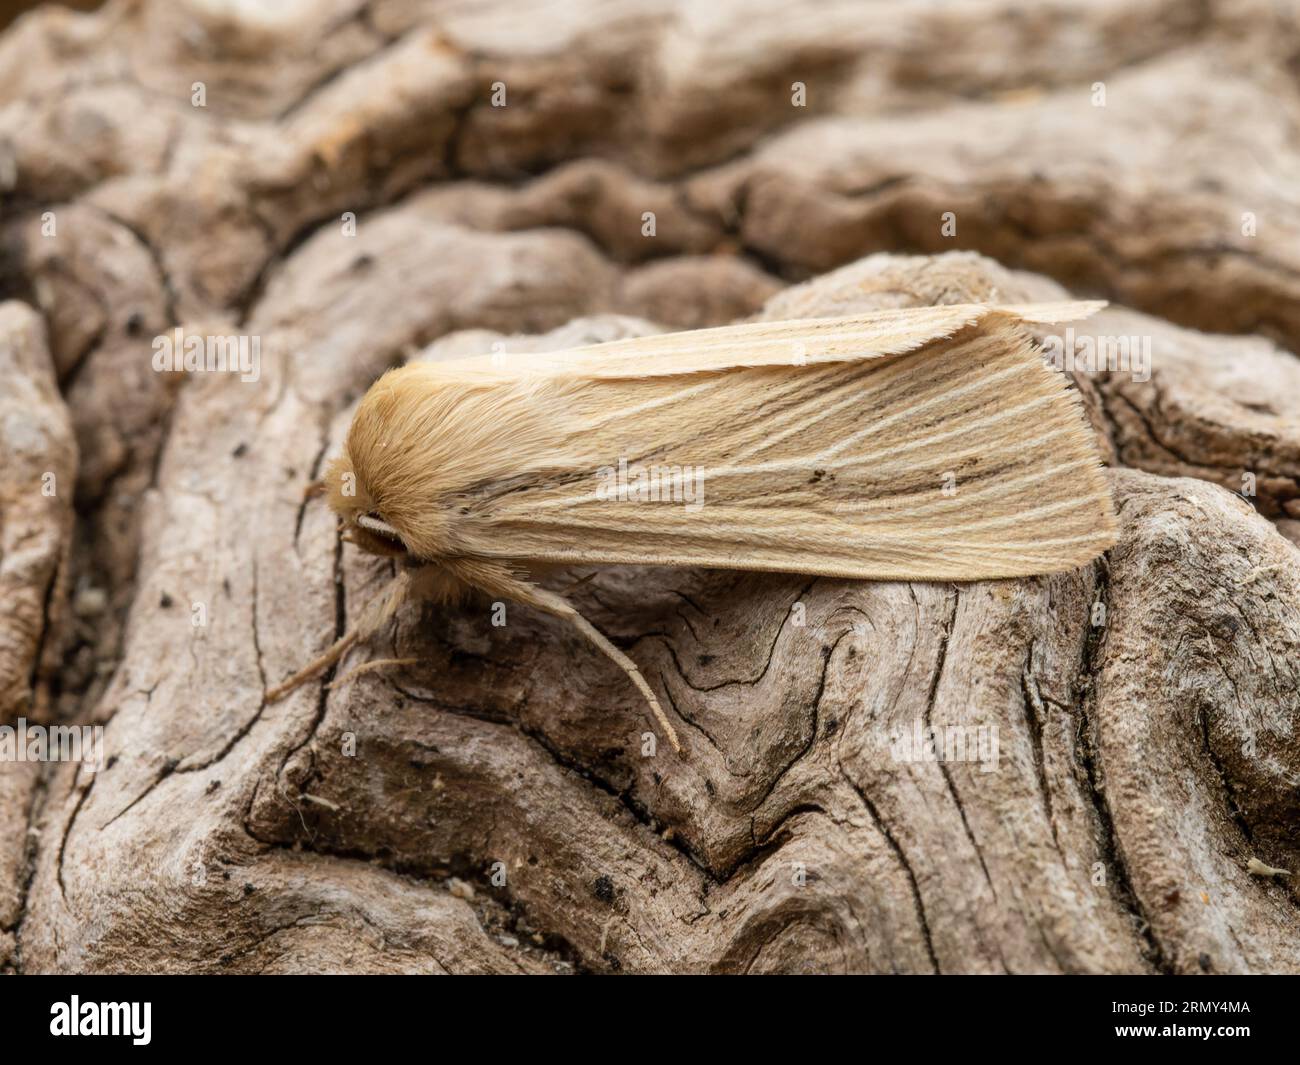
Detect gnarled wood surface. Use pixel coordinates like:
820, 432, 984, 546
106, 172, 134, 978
1, 0, 1297, 973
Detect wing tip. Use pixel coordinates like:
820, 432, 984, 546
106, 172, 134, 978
989, 299, 1109, 324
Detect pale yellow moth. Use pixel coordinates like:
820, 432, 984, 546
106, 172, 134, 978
268, 302, 1118, 753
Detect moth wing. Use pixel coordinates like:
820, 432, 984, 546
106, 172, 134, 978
442, 300, 1105, 379
444, 304, 1116, 581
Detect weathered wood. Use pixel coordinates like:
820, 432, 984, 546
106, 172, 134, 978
0, 303, 73, 972
1, 0, 1298, 974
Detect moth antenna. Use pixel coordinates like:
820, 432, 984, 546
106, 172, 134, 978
303, 478, 327, 501
525, 586, 682, 754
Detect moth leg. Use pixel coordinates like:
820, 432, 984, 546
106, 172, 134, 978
266, 570, 413, 702
328, 656, 421, 691
446, 558, 682, 754
541, 591, 683, 755
265, 630, 359, 702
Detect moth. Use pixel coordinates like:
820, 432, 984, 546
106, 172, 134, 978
269, 302, 1118, 753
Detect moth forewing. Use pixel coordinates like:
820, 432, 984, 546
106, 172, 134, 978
386, 304, 1116, 579
274, 302, 1116, 755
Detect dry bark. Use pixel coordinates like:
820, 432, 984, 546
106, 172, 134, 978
1, 0, 1298, 974
0, 303, 73, 972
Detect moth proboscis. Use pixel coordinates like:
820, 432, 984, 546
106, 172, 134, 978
268, 302, 1118, 756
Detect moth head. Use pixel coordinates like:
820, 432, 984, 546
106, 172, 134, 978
325, 452, 410, 558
